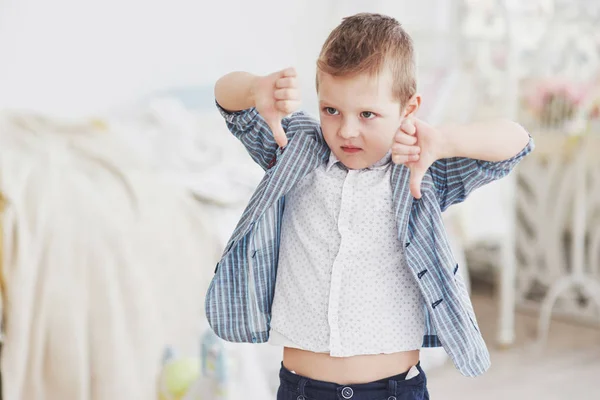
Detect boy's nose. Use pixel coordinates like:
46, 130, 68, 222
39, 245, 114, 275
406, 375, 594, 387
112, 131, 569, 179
338, 123, 359, 139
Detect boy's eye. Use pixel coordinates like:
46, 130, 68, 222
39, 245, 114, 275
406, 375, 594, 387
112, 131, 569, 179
324, 107, 339, 115
360, 111, 376, 119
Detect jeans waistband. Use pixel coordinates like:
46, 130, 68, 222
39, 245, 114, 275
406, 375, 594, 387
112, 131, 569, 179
279, 361, 426, 398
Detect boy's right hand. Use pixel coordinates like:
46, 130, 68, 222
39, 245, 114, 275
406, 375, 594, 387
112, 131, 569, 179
252, 67, 300, 148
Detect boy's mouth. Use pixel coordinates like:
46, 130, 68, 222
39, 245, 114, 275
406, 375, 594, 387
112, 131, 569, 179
341, 145, 362, 154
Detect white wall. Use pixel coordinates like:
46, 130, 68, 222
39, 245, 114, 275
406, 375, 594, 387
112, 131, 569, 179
0, 0, 454, 117
0, 0, 305, 116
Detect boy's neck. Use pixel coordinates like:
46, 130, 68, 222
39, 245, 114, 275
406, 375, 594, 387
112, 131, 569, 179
327, 150, 392, 171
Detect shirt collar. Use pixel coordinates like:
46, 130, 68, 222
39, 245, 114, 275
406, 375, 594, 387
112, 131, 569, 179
326, 150, 392, 172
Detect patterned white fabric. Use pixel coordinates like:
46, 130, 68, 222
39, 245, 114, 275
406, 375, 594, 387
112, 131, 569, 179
269, 152, 425, 356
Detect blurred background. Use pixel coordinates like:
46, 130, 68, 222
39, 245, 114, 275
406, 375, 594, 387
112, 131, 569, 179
0, 0, 599, 399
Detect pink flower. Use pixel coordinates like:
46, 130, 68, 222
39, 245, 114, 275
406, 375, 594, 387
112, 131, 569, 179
525, 77, 588, 115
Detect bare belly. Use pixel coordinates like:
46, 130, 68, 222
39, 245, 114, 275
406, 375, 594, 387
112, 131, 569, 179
282, 347, 420, 385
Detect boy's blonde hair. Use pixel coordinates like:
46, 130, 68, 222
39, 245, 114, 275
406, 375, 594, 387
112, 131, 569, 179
317, 13, 417, 106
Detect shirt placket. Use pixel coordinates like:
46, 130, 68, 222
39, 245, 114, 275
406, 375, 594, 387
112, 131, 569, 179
327, 169, 357, 355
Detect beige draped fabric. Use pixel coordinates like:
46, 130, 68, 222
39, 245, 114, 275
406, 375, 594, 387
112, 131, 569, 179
0, 112, 219, 400
0, 191, 6, 340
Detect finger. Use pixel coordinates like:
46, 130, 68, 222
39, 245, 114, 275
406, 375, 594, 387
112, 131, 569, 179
392, 154, 420, 164
275, 100, 300, 115
413, 118, 430, 131
400, 119, 416, 135
275, 77, 297, 89
409, 165, 425, 199
274, 88, 300, 101
266, 118, 288, 148
393, 132, 418, 146
281, 67, 297, 78
392, 143, 420, 155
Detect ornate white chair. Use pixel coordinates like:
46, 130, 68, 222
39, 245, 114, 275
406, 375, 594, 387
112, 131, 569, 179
459, 0, 600, 347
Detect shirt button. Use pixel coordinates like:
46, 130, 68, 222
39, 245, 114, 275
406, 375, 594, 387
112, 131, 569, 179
341, 387, 354, 399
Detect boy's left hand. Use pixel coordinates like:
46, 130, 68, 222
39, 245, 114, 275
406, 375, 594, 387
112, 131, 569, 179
391, 118, 445, 199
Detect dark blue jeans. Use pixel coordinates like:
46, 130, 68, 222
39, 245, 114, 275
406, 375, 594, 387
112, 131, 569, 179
277, 362, 429, 400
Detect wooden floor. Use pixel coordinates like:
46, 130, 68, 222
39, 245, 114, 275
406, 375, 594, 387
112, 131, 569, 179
427, 291, 600, 400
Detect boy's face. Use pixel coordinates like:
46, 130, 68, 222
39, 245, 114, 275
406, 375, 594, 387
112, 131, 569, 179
317, 69, 419, 170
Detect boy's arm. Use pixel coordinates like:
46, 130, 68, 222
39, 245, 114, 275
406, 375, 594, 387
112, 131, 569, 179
430, 120, 533, 210
214, 71, 259, 112
438, 119, 532, 163
393, 118, 534, 210
215, 69, 316, 170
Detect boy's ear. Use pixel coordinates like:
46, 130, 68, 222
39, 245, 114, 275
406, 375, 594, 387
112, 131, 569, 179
403, 94, 422, 118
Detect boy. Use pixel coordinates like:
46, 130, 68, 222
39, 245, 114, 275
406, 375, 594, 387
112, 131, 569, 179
207, 13, 533, 400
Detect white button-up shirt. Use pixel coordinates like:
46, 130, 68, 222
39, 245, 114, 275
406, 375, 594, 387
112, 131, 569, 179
269, 152, 425, 357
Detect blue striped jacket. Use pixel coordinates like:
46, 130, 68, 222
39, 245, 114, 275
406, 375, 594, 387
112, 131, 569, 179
205, 104, 534, 377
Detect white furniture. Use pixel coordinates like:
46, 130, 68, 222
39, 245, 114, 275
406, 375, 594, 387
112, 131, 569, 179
524, 135, 600, 345
511, 1, 600, 346
456, 0, 600, 347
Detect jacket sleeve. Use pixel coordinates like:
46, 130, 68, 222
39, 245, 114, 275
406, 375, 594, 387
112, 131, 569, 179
430, 135, 535, 211
216, 102, 320, 171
